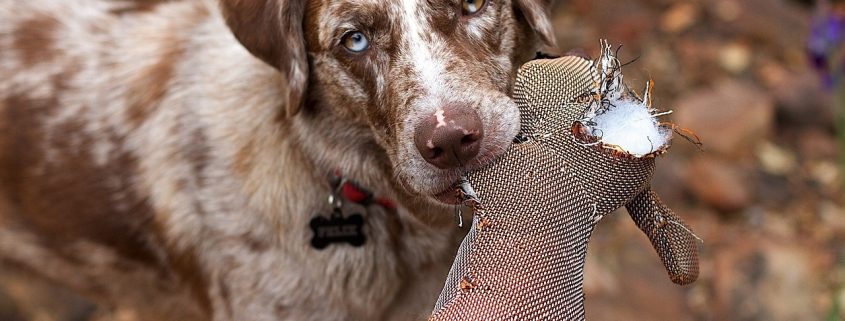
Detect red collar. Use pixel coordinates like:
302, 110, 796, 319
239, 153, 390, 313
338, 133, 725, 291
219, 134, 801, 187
333, 172, 397, 211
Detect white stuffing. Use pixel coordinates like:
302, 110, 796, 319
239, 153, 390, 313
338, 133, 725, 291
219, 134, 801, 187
581, 39, 673, 157
590, 98, 671, 156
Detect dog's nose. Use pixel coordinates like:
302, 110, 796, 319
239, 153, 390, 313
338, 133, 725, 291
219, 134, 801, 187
414, 104, 483, 169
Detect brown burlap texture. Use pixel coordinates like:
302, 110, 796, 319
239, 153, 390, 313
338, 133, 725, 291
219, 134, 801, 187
430, 56, 699, 320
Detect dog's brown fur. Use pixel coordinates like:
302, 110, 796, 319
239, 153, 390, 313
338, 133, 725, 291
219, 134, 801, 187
0, 0, 555, 319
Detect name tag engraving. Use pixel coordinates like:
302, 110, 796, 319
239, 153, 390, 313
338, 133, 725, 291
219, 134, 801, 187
309, 209, 365, 249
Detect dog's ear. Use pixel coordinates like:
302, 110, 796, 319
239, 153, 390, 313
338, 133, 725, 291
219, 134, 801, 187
515, 0, 557, 48
220, 0, 308, 118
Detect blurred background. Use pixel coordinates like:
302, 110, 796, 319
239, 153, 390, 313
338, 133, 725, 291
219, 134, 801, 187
555, 0, 845, 320
1, 0, 843, 320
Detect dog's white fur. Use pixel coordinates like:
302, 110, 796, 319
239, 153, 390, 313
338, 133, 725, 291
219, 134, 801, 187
0, 0, 554, 319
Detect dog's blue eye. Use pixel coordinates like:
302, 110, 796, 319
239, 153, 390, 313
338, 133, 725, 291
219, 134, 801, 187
462, 0, 486, 15
342, 31, 369, 53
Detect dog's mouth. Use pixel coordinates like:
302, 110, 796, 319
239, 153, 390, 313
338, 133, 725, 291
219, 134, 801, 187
432, 182, 463, 205
422, 148, 503, 205
397, 94, 520, 206
397, 122, 516, 205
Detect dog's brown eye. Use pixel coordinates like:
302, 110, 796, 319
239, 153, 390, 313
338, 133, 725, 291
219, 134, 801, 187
342, 31, 370, 53
461, 0, 486, 15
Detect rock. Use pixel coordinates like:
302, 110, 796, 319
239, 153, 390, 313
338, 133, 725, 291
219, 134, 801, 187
713, 0, 742, 22
798, 129, 839, 161
755, 141, 797, 176
675, 38, 721, 86
818, 201, 845, 240
756, 60, 790, 88
583, 254, 619, 296
673, 79, 775, 158
685, 156, 752, 211
651, 157, 688, 204
640, 43, 686, 95
808, 161, 841, 192
585, 214, 694, 321
718, 42, 752, 74
771, 71, 835, 128
754, 174, 795, 208
715, 0, 808, 57
660, 3, 699, 34
819, 201, 845, 226
712, 239, 825, 321
606, 12, 653, 45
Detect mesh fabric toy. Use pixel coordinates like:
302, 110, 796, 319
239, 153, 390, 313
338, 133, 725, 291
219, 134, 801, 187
431, 43, 700, 320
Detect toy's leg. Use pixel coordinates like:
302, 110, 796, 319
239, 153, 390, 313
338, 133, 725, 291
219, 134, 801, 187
625, 189, 700, 285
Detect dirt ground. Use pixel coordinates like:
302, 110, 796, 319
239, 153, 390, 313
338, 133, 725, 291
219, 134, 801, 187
1, 0, 843, 320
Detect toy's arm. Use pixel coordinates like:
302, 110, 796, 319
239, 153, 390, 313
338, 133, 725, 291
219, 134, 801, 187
626, 189, 700, 285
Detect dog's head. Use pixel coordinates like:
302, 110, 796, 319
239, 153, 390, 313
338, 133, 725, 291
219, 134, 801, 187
221, 0, 556, 204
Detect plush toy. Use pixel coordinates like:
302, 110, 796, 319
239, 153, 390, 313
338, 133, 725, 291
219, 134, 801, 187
430, 41, 700, 320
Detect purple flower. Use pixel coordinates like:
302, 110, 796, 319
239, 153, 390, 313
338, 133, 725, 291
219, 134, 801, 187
808, 0, 845, 87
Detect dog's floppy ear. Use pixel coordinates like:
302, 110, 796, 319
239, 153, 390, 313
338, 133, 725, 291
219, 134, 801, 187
515, 0, 557, 48
220, 0, 307, 118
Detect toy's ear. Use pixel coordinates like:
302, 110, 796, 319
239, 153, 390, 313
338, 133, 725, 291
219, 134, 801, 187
515, 0, 558, 48
220, 0, 308, 118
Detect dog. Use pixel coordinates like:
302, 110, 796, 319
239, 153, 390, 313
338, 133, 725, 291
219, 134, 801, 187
0, 0, 556, 319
